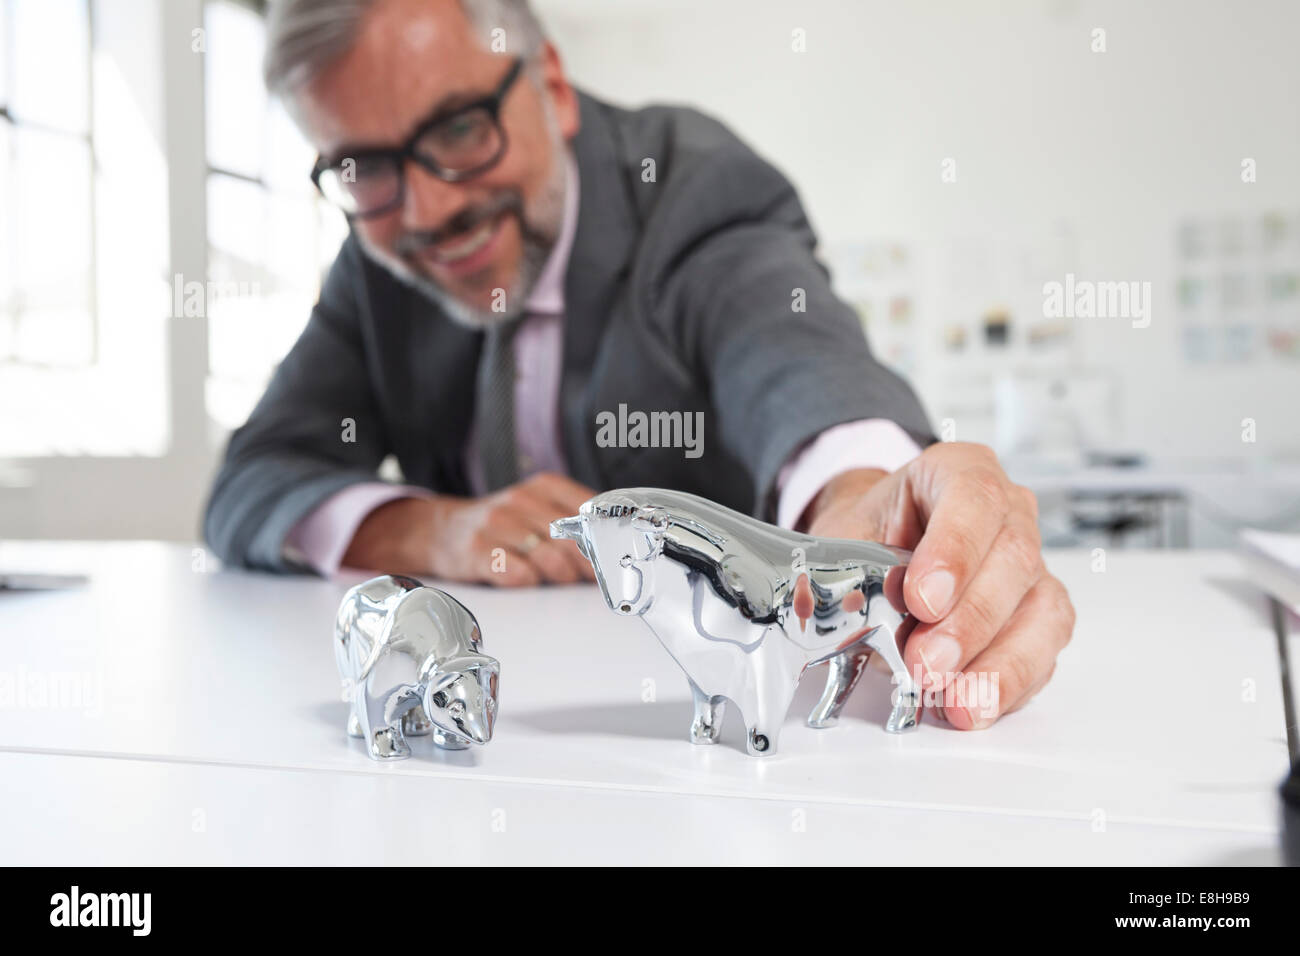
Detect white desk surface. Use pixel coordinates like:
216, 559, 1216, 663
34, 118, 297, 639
0, 541, 1291, 865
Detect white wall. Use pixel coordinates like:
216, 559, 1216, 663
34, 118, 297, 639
540, 0, 1300, 462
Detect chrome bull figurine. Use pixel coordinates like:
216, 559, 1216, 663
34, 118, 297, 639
334, 575, 499, 759
551, 488, 920, 756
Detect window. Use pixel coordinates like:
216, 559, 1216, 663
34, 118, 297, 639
0, 0, 94, 368
202, 0, 347, 431
0, 0, 170, 456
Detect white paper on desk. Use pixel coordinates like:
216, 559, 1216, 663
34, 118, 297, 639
1239, 528, 1300, 614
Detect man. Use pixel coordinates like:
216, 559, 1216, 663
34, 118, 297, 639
203, 0, 1074, 730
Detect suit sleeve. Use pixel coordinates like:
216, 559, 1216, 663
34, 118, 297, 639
649, 145, 937, 522
201, 236, 396, 572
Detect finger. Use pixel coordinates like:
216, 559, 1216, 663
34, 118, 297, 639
941, 574, 1074, 730
561, 539, 598, 582
481, 547, 541, 587
523, 540, 582, 585
904, 506, 1043, 692
1004, 661, 1056, 717
903, 447, 1012, 622
528, 510, 596, 582
1002, 578, 1073, 716
504, 496, 595, 582
521, 472, 597, 513
533, 541, 585, 587
534, 532, 596, 582
482, 511, 576, 585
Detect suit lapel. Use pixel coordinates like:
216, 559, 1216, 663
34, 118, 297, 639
559, 92, 639, 491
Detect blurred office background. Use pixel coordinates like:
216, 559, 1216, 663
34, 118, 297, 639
1, 0, 1297, 550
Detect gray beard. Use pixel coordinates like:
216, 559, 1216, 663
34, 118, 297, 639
356, 150, 568, 331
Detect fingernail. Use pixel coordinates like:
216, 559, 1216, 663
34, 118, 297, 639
918, 636, 961, 688
916, 569, 955, 617
965, 706, 987, 730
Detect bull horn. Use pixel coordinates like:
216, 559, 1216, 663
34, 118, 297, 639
550, 515, 583, 541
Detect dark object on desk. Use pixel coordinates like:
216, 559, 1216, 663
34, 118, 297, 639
1283, 765, 1299, 867
553, 487, 920, 756
1070, 500, 1157, 542
1083, 450, 1147, 469
1068, 495, 1176, 548
983, 309, 1010, 346
1268, 595, 1297, 865
0, 572, 89, 591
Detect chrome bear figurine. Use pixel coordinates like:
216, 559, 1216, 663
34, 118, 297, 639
334, 574, 499, 759
552, 488, 920, 756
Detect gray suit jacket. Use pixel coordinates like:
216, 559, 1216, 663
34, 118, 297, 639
202, 91, 935, 572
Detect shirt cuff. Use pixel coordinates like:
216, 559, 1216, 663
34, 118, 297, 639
775, 419, 923, 531
282, 482, 434, 576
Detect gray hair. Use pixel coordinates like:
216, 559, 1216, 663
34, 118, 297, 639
263, 0, 546, 96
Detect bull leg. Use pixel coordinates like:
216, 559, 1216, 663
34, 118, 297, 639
866, 625, 921, 733
807, 646, 873, 729
743, 687, 796, 755
737, 644, 801, 756
688, 680, 726, 745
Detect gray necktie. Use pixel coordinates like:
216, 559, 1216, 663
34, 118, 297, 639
475, 316, 524, 492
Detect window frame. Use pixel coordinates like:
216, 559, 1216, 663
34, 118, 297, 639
0, 0, 101, 369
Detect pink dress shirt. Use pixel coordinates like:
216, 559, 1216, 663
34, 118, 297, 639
283, 153, 921, 574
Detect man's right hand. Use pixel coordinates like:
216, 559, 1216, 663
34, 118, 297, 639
341, 472, 598, 587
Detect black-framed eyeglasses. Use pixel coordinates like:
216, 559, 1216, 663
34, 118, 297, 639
311, 57, 524, 219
